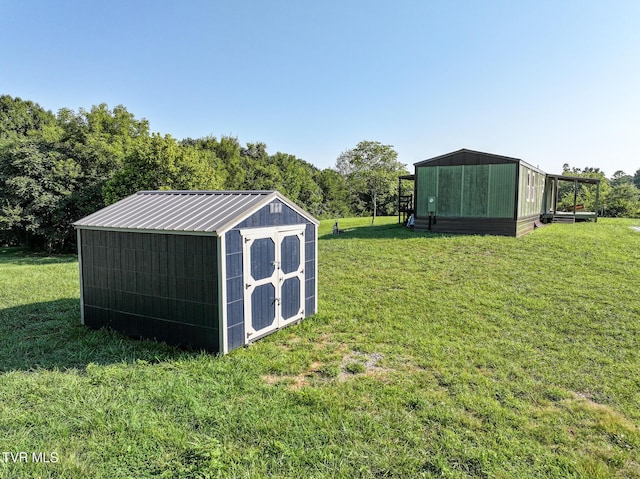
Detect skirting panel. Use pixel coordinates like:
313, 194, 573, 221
414, 217, 517, 236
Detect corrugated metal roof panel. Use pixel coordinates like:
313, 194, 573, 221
414, 148, 546, 175
73, 190, 309, 234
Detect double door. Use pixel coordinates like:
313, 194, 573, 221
241, 226, 305, 342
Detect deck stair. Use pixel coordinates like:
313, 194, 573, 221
552, 215, 576, 224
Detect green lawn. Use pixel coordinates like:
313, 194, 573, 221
1, 218, 639, 478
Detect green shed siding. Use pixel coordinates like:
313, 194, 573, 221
487, 164, 517, 217
413, 149, 554, 237
462, 164, 489, 217
438, 166, 463, 216
79, 230, 220, 351
416, 163, 516, 219
517, 165, 545, 219
415, 167, 437, 217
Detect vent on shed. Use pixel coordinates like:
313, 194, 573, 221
270, 203, 283, 214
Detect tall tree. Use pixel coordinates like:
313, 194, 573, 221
606, 182, 640, 217
558, 164, 609, 214
53, 104, 151, 228
611, 170, 633, 187
335, 141, 406, 223
270, 152, 323, 215
634, 168, 640, 189
0, 138, 81, 251
314, 168, 352, 218
103, 134, 222, 204
181, 135, 247, 189
0, 95, 55, 139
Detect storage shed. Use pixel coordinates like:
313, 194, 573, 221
413, 149, 546, 237
73, 190, 318, 354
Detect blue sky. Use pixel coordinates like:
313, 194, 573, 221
1, 0, 639, 176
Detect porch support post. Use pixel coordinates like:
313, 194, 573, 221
594, 180, 600, 222
398, 176, 402, 224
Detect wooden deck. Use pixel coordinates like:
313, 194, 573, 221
542, 211, 598, 223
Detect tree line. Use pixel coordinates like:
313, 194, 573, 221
558, 164, 640, 218
2, 95, 638, 252
0, 95, 405, 252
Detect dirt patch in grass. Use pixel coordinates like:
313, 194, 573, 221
568, 392, 638, 433
338, 352, 387, 381
262, 361, 325, 390
262, 351, 390, 389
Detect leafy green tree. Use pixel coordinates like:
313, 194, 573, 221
611, 170, 633, 187
335, 141, 406, 223
270, 152, 323, 215
558, 165, 609, 214
314, 168, 352, 218
559, 166, 640, 217
214, 136, 244, 189
0, 95, 55, 139
54, 103, 151, 220
103, 134, 222, 203
236, 142, 282, 192
181, 135, 247, 189
634, 169, 640, 189
56, 103, 149, 179
0, 138, 82, 251
606, 182, 640, 217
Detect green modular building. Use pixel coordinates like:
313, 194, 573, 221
411, 149, 597, 237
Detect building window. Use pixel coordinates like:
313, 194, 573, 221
270, 202, 282, 214
531, 173, 536, 203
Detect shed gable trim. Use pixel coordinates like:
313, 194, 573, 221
73, 190, 318, 234
414, 148, 546, 175
214, 192, 319, 235
414, 149, 522, 167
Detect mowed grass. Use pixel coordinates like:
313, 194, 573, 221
1, 218, 640, 478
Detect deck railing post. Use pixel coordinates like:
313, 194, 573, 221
573, 180, 578, 218
594, 180, 600, 222
398, 177, 401, 224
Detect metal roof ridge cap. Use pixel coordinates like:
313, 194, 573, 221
414, 149, 467, 165
186, 194, 261, 231
215, 192, 279, 234
146, 193, 216, 230
166, 195, 233, 231
214, 193, 274, 232
414, 148, 524, 166
137, 190, 275, 195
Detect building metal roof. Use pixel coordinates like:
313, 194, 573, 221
73, 190, 318, 235
414, 148, 547, 175
545, 173, 601, 184
414, 148, 522, 167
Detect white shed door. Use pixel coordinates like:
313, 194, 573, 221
242, 226, 305, 343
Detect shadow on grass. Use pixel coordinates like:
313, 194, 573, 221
319, 222, 453, 241
0, 298, 198, 372
0, 247, 78, 266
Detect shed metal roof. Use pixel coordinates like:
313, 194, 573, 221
545, 173, 601, 184
73, 190, 318, 234
414, 148, 547, 175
